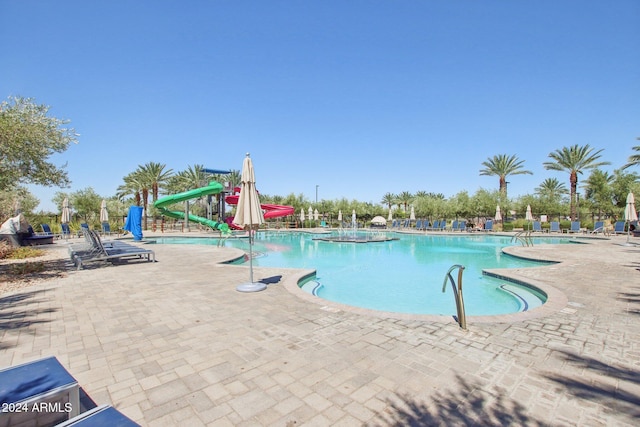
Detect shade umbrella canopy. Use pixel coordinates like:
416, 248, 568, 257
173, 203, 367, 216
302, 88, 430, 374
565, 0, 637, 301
61, 198, 71, 224
371, 216, 387, 225
624, 192, 638, 222
525, 205, 533, 221
233, 154, 265, 229
233, 154, 266, 292
100, 199, 109, 222
495, 205, 502, 221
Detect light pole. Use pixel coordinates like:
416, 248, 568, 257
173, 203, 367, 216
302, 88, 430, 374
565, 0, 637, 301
315, 185, 319, 205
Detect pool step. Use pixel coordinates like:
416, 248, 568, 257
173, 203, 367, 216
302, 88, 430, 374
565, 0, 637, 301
499, 284, 544, 312
300, 280, 322, 296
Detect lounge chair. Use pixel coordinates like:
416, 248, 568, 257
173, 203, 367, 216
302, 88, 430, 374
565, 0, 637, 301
0, 356, 81, 425
71, 230, 155, 270
415, 219, 422, 230
482, 220, 493, 231
457, 220, 467, 231
450, 220, 458, 231
40, 223, 61, 238
568, 221, 581, 233
101, 222, 112, 236
55, 404, 140, 426
549, 221, 561, 233
439, 220, 447, 231
60, 223, 73, 238
532, 221, 543, 232
590, 221, 605, 234
613, 221, 626, 235
427, 220, 438, 231
19, 226, 54, 245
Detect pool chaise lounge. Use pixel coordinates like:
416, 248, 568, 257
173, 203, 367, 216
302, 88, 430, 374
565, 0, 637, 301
70, 230, 155, 270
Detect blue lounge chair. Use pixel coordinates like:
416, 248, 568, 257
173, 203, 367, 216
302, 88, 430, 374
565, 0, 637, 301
428, 220, 438, 231
568, 221, 581, 233
549, 221, 561, 233
613, 221, 626, 234
101, 222, 112, 236
0, 356, 81, 425
439, 220, 447, 231
590, 221, 604, 234
40, 223, 61, 238
450, 220, 458, 231
482, 220, 493, 231
55, 404, 140, 426
457, 220, 467, 231
532, 221, 543, 232
61, 223, 72, 238
415, 219, 422, 230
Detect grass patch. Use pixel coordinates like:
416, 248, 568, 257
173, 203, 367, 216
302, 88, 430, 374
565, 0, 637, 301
6, 247, 45, 260
8, 262, 46, 275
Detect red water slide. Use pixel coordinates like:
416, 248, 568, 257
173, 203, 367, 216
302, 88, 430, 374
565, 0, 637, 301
225, 189, 295, 229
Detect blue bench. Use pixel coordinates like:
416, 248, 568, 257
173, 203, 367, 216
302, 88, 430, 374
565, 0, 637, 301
0, 356, 80, 426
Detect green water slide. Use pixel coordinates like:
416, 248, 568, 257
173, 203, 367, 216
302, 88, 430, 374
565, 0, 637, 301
154, 181, 230, 233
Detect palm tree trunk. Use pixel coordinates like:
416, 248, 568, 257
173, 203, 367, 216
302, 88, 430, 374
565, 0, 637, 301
570, 172, 578, 220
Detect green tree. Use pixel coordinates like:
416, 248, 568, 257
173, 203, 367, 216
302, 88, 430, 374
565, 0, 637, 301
0, 96, 79, 190
397, 191, 413, 213
0, 187, 39, 218
543, 144, 610, 220
479, 154, 532, 197
583, 169, 615, 220
622, 141, 640, 170
534, 178, 569, 220
380, 192, 397, 211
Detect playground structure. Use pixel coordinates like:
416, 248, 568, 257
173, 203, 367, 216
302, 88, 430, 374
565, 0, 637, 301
153, 168, 294, 232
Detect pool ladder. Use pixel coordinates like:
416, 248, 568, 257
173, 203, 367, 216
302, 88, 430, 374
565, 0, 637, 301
442, 264, 467, 330
512, 230, 534, 247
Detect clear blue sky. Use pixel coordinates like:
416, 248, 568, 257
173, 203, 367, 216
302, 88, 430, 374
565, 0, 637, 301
2, 0, 638, 212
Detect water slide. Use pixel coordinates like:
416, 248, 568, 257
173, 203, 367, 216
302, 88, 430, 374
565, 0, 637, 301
154, 181, 231, 233
225, 188, 295, 230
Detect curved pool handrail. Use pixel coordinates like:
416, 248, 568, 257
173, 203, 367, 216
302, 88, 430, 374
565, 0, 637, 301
442, 264, 467, 330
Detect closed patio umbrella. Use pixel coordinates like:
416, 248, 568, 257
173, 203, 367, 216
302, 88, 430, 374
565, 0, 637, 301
495, 205, 502, 222
337, 210, 342, 224
624, 192, 637, 244
388, 209, 393, 221
410, 206, 416, 222
100, 199, 109, 223
233, 153, 266, 292
352, 210, 357, 227
299, 209, 305, 226
314, 209, 319, 221
525, 205, 533, 230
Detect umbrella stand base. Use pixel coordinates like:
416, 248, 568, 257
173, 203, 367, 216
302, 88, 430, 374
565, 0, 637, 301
236, 282, 267, 292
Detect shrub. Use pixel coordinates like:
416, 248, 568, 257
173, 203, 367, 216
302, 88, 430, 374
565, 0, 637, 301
0, 241, 12, 259
7, 247, 44, 259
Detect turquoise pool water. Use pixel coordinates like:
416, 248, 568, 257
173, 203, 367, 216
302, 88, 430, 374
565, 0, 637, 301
151, 232, 567, 316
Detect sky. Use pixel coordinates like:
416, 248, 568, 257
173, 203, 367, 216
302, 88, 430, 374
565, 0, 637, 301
2, 0, 639, 212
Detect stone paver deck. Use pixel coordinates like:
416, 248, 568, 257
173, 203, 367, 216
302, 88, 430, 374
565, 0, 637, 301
1, 232, 639, 426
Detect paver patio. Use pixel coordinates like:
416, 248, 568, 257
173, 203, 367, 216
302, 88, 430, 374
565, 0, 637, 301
0, 232, 639, 426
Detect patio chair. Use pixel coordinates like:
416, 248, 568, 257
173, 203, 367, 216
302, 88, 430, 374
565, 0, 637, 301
590, 221, 605, 234
20, 225, 54, 245
439, 220, 447, 231
0, 356, 81, 426
101, 222, 112, 236
482, 220, 493, 231
549, 221, 561, 233
61, 223, 72, 238
568, 221, 581, 233
72, 230, 155, 270
532, 221, 543, 232
613, 221, 626, 234
457, 220, 467, 231
450, 220, 458, 231
40, 223, 61, 238
55, 404, 140, 426
415, 219, 422, 230
428, 220, 438, 231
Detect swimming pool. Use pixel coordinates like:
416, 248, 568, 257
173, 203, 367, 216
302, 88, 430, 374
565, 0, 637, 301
150, 232, 568, 316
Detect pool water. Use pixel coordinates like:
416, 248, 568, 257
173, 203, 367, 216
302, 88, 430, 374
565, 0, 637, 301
151, 232, 565, 316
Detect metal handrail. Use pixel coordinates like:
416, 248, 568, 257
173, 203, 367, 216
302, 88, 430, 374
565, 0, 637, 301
511, 230, 533, 246
442, 264, 467, 330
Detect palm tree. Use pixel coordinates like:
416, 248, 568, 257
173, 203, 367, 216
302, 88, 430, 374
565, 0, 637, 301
381, 193, 397, 211
543, 144, 610, 220
479, 154, 532, 197
622, 143, 640, 170
397, 191, 413, 213
139, 162, 173, 202
534, 178, 568, 201
116, 173, 143, 206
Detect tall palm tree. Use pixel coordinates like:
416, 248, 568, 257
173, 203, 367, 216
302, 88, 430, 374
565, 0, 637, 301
534, 178, 568, 201
543, 144, 610, 220
479, 154, 532, 197
381, 192, 397, 211
622, 143, 640, 170
139, 162, 173, 202
397, 191, 413, 212
116, 172, 143, 206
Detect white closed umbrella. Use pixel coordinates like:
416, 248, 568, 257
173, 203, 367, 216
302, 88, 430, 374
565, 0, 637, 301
337, 210, 342, 222
352, 210, 357, 227
300, 209, 305, 226
388, 209, 393, 221
308, 207, 313, 220
410, 206, 416, 221
624, 192, 637, 244
525, 205, 533, 230
233, 153, 266, 292
495, 205, 502, 222
100, 199, 109, 223
314, 209, 319, 221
